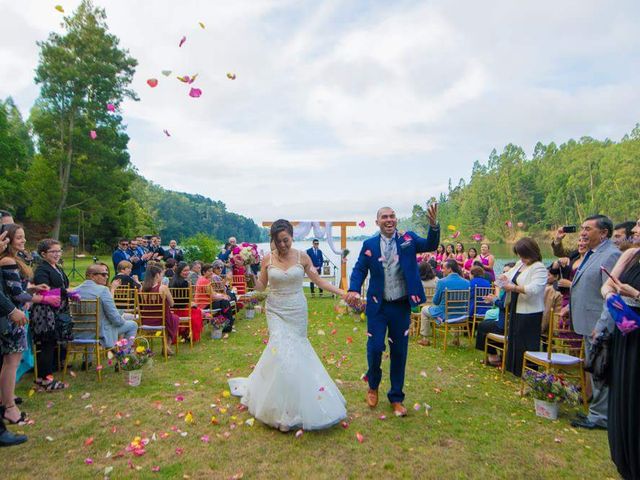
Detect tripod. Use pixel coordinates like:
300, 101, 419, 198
68, 245, 84, 281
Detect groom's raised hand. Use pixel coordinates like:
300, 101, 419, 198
426, 201, 438, 227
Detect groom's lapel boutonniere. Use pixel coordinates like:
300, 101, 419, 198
364, 249, 372, 257
400, 232, 412, 248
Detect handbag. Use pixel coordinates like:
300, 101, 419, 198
584, 331, 611, 384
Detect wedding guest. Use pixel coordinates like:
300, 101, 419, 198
463, 247, 478, 278
468, 265, 491, 317
541, 267, 563, 335
419, 261, 438, 290
306, 239, 324, 297
475, 263, 515, 364
128, 238, 145, 281
0, 225, 56, 424
217, 243, 233, 275
454, 242, 465, 268
228, 237, 238, 248
148, 236, 165, 261
567, 214, 620, 430
74, 263, 138, 348
479, 243, 496, 281
211, 260, 236, 332
445, 244, 455, 262
188, 261, 202, 285
169, 263, 203, 342
163, 258, 177, 285
434, 244, 446, 276
140, 265, 178, 354
612, 221, 636, 248
418, 259, 469, 347
0, 210, 13, 224
163, 240, 184, 263
111, 238, 131, 271
113, 260, 141, 289
31, 238, 70, 391
500, 238, 547, 377
600, 218, 640, 479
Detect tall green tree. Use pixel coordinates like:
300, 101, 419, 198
28, 0, 137, 240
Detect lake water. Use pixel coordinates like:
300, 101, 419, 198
256, 238, 554, 284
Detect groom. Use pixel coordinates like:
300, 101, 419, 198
346, 204, 439, 416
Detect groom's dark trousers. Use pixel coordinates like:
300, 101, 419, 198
366, 298, 411, 403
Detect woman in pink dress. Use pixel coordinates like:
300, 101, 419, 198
454, 242, 466, 268
463, 247, 478, 278
479, 243, 496, 282
434, 244, 446, 274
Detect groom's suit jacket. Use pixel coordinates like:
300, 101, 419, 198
349, 228, 440, 316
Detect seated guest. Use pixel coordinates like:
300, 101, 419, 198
475, 262, 515, 365
211, 260, 236, 332
163, 240, 184, 262
162, 258, 176, 285
419, 261, 438, 290
418, 259, 470, 346
469, 265, 492, 317
169, 262, 203, 342
188, 261, 202, 285
111, 238, 130, 271
74, 263, 138, 348
113, 260, 141, 289
140, 265, 178, 354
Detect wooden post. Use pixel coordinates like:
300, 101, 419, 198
262, 221, 356, 291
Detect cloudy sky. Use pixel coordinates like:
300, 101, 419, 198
1, 0, 639, 232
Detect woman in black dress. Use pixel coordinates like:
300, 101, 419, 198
602, 221, 640, 480
30, 239, 70, 391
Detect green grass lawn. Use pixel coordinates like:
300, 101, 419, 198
7, 296, 617, 479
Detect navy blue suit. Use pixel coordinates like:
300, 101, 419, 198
349, 227, 440, 403
306, 247, 324, 294
112, 248, 131, 272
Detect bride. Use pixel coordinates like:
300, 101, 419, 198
229, 219, 347, 431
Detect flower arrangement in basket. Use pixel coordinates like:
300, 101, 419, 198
523, 371, 580, 405
111, 337, 152, 371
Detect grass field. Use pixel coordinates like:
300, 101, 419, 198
6, 283, 618, 479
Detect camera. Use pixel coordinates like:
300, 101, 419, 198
561, 225, 577, 234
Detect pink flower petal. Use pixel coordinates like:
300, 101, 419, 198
106, 103, 115, 112
189, 87, 202, 98
89, 130, 97, 140
179, 36, 186, 47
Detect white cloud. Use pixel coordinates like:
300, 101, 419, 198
0, 0, 638, 228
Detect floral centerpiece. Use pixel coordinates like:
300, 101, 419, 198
110, 337, 152, 386
523, 371, 580, 419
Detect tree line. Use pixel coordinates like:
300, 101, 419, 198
410, 130, 640, 243
0, 1, 265, 251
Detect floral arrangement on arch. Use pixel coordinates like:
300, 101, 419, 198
108, 337, 152, 371
523, 371, 580, 405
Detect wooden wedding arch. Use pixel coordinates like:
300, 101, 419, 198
261, 221, 356, 290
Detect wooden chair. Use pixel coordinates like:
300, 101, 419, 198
136, 291, 170, 361
431, 289, 471, 352
113, 286, 138, 321
213, 279, 236, 313
62, 299, 109, 382
170, 287, 194, 349
470, 286, 495, 338
232, 275, 247, 296
484, 304, 510, 374
409, 287, 435, 338
520, 312, 588, 409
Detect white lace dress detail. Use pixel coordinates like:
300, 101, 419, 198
228, 253, 347, 430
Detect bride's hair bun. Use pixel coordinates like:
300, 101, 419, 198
271, 219, 293, 241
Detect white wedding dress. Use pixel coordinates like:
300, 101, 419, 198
228, 251, 347, 431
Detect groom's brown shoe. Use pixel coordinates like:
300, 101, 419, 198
366, 389, 378, 408
391, 402, 407, 417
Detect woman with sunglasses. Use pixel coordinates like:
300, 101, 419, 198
30, 239, 70, 392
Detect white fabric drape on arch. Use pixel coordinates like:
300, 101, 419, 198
292, 221, 342, 256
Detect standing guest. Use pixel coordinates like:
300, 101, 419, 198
188, 261, 202, 285
463, 247, 479, 278
73, 263, 138, 348
148, 236, 165, 261
306, 239, 324, 297
500, 238, 547, 377
113, 261, 141, 289
30, 239, 70, 391
111, 238, 131, 272
418, 261, 438, 290
0, 211, 13, 224
163, 258, 177, 285
0, 225, 56, 424
126, 239, 142, 280
134, 236, 153, 280
140, 265, 178, 355
347, 205, 440, 416
612, 221, 636, 248
417, 259, 469, 347
475, 263, 515, 364
434, 244, 446, 276
567, 214, 620, 430
218, 243, 233, 275
445, 244, 455, 263
169, 263, 204, 342
600, 218, 640, 479
163, 240, 184, 262
468, 265, 492, 317
454, 242, 466, 268
228, 237, 238, 248
479, 243, 496, 282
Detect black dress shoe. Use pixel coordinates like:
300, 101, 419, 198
574, 412, 588, 421
571, 418, 606, 430
0, 430, 28, 447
